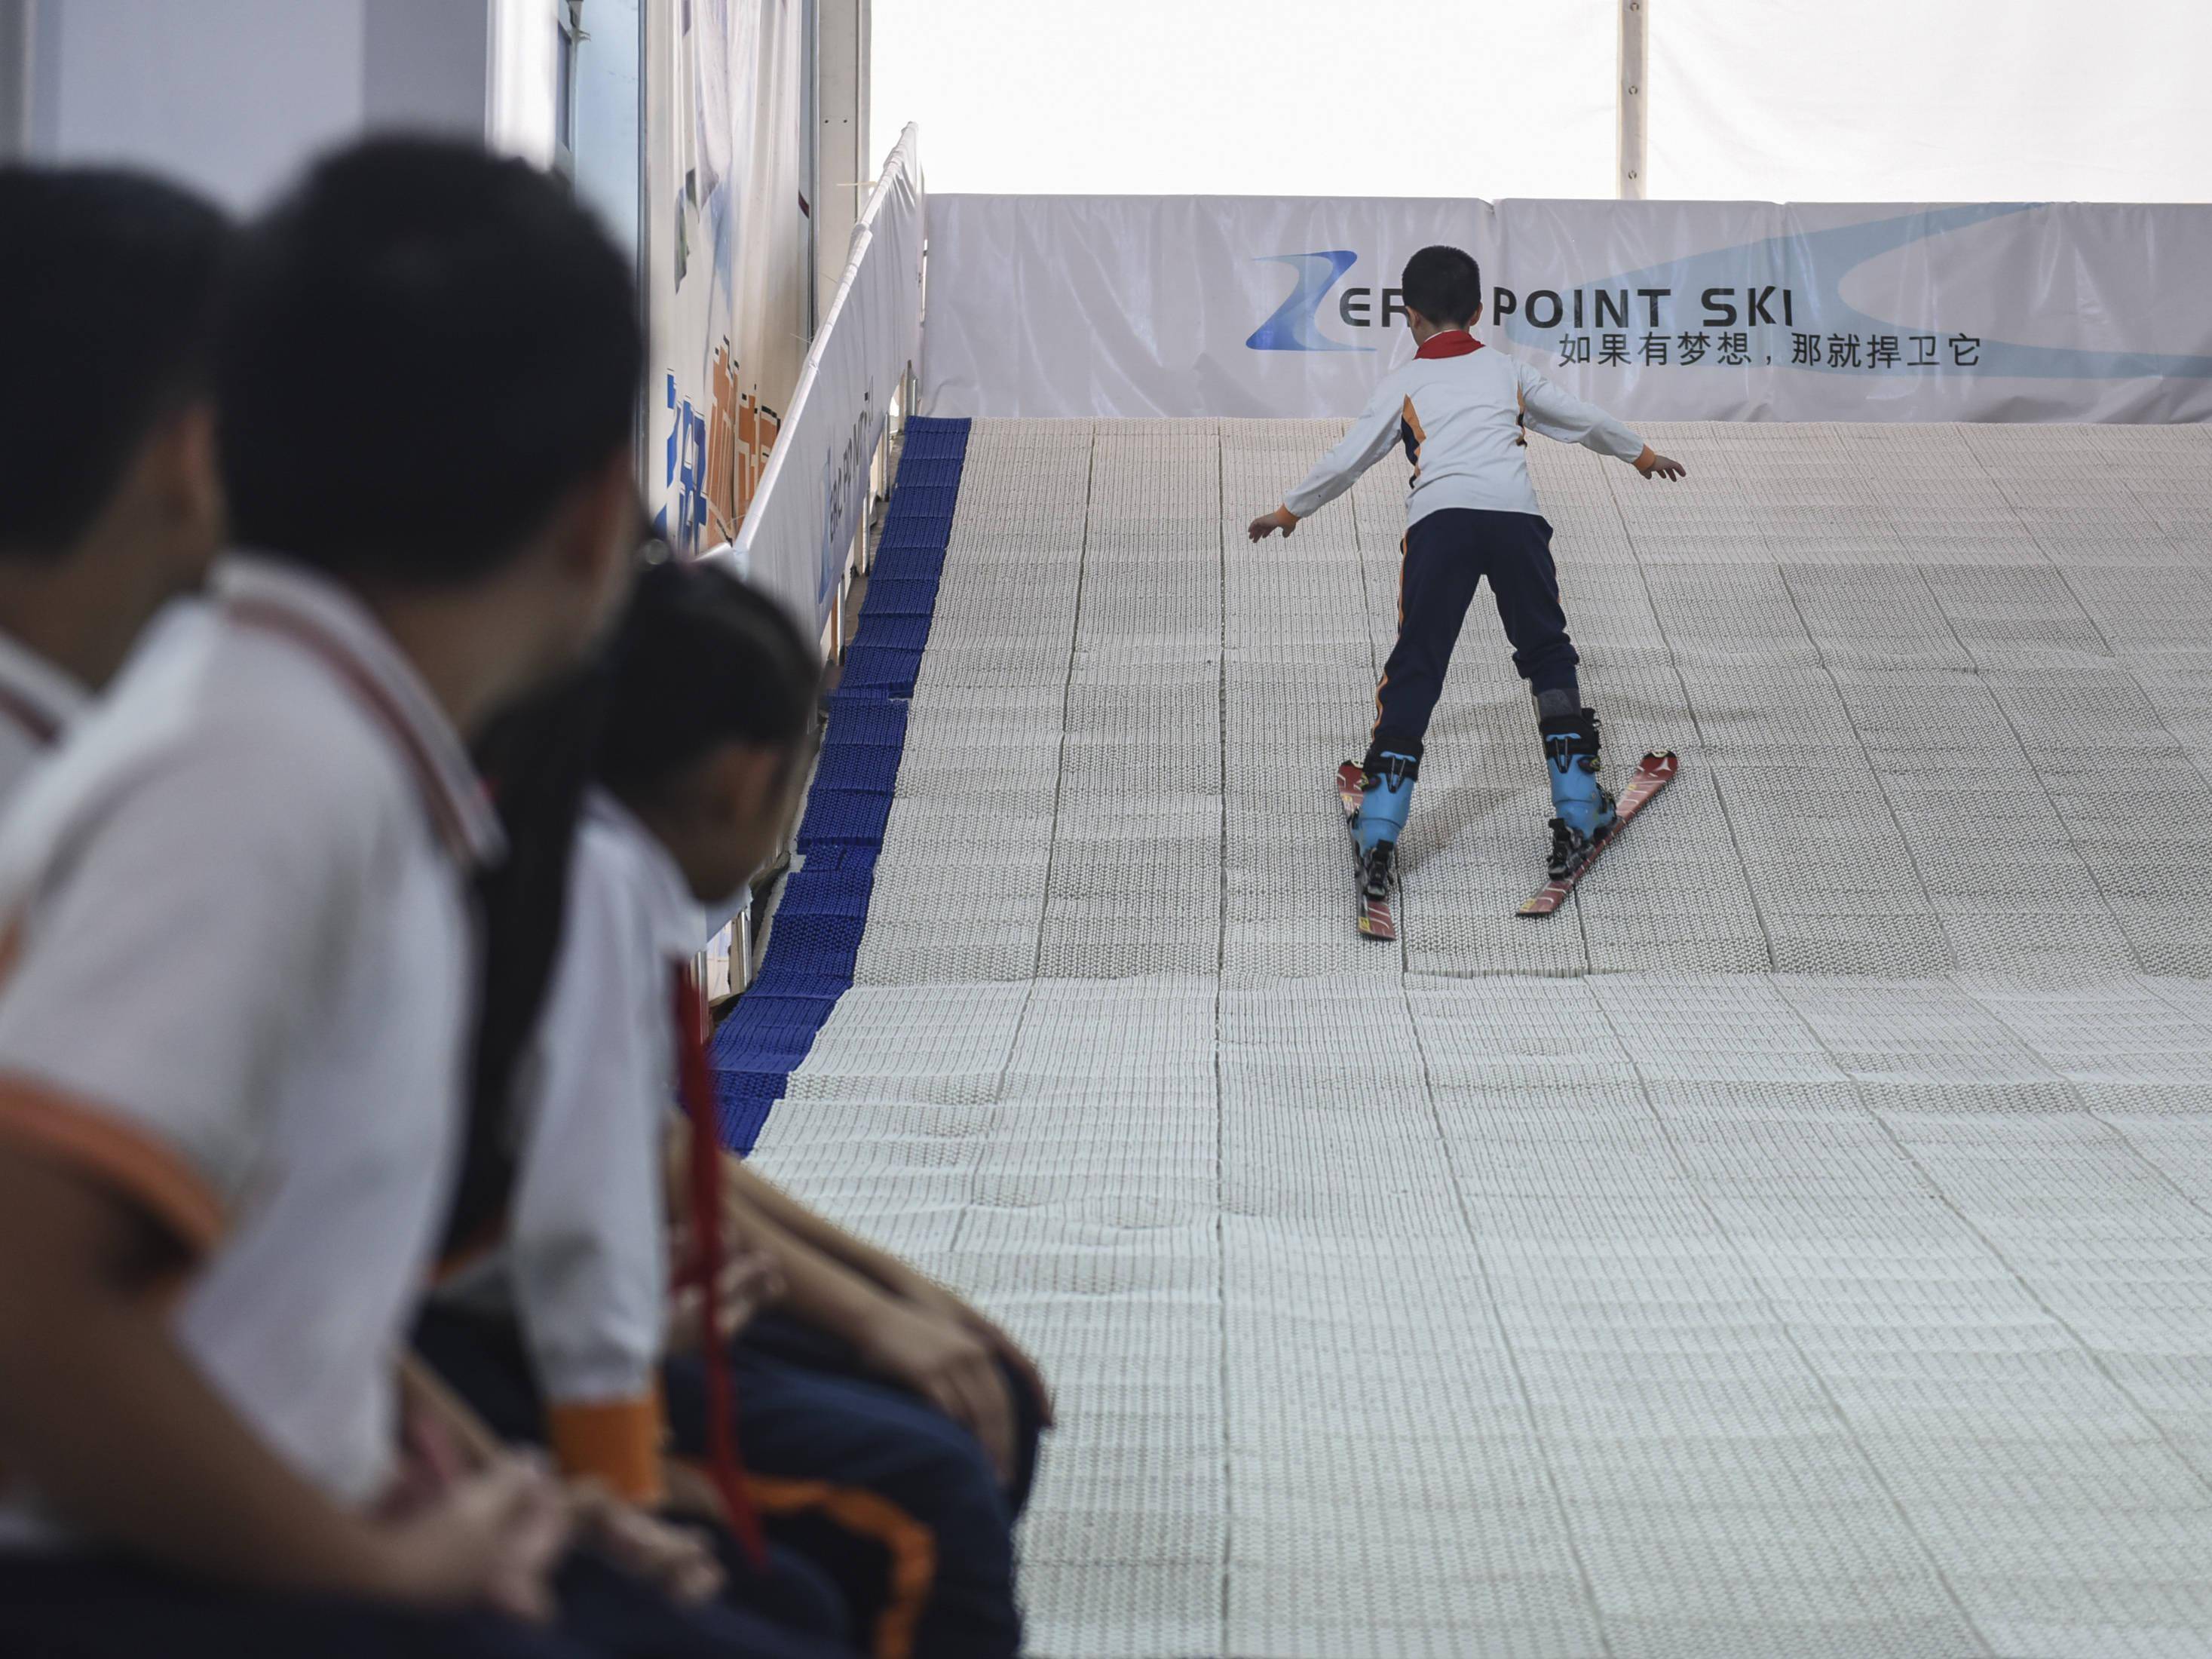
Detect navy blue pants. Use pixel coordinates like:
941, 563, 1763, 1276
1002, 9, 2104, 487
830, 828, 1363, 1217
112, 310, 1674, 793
668, 1314, 1042, 1659
1372, 508, 1579, 757
419, 1308, 1043, 1659
0, 1550, 843, 1659
413, 1308, 853, 1648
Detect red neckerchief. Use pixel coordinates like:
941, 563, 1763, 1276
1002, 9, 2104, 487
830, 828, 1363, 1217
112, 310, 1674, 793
1414, 330, 1482, 360
671, 964, 771, 1572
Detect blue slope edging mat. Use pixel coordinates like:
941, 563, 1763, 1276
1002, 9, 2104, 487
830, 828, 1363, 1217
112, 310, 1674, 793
708, 416, 970, 1151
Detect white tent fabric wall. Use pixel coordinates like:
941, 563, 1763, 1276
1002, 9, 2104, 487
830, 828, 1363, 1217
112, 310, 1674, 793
1650, 0, 2212, 204
749, 416, 2212, 1657
872, 0, 1617, 198
875, 0, 2212, 204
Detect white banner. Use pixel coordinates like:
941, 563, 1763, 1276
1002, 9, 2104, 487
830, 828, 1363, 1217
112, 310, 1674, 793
725, 127, 924, 634
644, 0, 810, 560
922, 195, 2212, 424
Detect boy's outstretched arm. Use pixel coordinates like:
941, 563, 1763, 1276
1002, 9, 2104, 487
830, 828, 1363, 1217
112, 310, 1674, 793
1514, 361, 1685, 481
1249, 379, 1407, 541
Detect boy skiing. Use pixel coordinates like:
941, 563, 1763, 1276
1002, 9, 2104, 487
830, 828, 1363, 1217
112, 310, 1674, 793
1248, 244, 1684, 906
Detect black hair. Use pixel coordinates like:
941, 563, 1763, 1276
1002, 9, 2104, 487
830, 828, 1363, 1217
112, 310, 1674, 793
446, 659, 611, 1258
440, 559, 816, 1256
597, 559, 821, 799
1401, 245, 1483, 329
0, 167, 231, 558
216, 136, 642, 586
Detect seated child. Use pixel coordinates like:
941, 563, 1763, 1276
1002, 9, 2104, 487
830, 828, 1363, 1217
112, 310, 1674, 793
429, 560, 1049, 1659
0, 166, 231, 802
0, 138, 831, 1659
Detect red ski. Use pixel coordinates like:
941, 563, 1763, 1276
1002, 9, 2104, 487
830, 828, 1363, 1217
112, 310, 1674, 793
1518, 751, 1678, 917
1334, 762, 1397, 940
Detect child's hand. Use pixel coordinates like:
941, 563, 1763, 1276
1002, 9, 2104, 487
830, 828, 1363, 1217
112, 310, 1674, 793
1247, 508, 1297, 542
568, 1482, 724, 1606
666, 1238, 785, 1354
1634, 447, 1686, 482
373, 1454, 572, 1621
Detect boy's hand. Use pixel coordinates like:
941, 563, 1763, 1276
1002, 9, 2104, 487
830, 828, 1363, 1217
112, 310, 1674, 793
1246, 507, 1297, 542
374, 1455, 572, 1622
1633, 446, 1686, 481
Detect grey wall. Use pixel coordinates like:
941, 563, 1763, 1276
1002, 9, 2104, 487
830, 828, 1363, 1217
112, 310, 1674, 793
22, 0, 495, 210
365, 0, 490, 139
32, 0, 369, 209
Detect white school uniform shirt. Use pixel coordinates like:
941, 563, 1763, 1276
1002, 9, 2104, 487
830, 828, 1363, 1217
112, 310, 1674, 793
1280, 333, 1646, 530
440, 787, 703, 1500
0, 553, 502, 1547
0, 627, 91, 808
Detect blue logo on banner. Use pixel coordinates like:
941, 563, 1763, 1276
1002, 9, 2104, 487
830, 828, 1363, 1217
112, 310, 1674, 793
1247, 250, 1372, 352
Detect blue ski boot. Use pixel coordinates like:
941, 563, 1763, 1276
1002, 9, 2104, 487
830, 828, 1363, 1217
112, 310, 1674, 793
1540, 709, 1616, 878
1356, 747, 1419, 899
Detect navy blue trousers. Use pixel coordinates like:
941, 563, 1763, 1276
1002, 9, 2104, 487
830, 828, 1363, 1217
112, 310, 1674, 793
1371, 508, 1579, 757
413, 1308, 853, 1648
667, 1314, 1042, 1659
0, 1550, 844, 1659
418, 1308, 1042, 1659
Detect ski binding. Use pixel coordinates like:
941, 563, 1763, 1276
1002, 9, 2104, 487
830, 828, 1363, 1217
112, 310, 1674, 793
1518, 750, 1678, 917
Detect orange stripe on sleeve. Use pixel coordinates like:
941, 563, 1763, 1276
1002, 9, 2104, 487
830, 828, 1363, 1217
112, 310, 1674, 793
550, 1393, 669, 1506
0, 1075, 224, 1253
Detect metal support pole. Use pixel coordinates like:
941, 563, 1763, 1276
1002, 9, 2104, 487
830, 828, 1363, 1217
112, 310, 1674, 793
814, 0, 870, 324
0, 0, 35, 161
1617, 0, 1647, 201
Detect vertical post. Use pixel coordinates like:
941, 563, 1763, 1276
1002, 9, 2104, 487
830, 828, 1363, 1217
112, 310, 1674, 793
0, 0, 32, 161
814, 0, 869, 324
1617, 0, 1647, 201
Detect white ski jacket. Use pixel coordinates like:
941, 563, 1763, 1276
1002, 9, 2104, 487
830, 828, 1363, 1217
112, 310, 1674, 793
1280, 332, 1646, 529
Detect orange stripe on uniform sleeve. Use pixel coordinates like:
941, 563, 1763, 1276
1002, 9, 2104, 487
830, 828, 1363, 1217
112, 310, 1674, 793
0, 1075, 225, 1253
549, 1393, 669, 1505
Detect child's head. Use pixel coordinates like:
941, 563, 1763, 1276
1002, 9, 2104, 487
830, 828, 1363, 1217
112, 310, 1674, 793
597, 561, 821, 905
0, 167, 232, 674
216, 138, 645, 677
1400, 245, 1484, 333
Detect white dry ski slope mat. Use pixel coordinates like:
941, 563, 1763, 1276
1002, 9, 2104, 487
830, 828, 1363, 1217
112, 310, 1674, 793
752, 418, 2212, 1658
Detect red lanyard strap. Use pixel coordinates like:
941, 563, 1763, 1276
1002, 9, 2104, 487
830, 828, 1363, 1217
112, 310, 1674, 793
671, 963, 769, 1571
